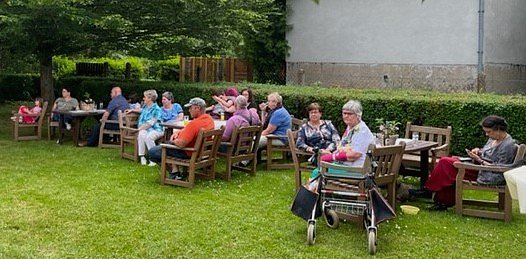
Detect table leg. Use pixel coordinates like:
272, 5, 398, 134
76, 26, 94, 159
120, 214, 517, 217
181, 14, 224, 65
419, 150, 430, 189
58, 113, 65, 144
72, 117, 87, 146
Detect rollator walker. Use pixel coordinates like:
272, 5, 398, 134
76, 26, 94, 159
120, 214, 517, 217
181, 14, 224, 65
293, 143, 404, 255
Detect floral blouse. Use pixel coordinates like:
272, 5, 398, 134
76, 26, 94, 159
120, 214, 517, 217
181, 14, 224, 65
296, 120, 340, 152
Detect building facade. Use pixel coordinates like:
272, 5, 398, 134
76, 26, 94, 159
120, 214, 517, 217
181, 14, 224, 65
286, 0, 526, 93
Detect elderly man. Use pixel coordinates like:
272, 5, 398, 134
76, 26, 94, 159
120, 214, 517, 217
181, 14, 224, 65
84, 86, 129, 147
149, 97, 214, 179
218, 95, 260, 153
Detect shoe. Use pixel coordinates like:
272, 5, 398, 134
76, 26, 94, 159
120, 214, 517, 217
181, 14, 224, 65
408, 189, 432, 199
240, 160, 250, 167
65, 123, 72, 131
148, 161, 157, 167
427, 203, 448, 211
168, 172, 183, 180
56, 139, 61, 144
140, 156, 147, 165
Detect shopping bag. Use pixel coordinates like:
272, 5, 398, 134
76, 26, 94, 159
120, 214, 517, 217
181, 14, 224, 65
290, 185, 322, 221
369, 187, 396, 224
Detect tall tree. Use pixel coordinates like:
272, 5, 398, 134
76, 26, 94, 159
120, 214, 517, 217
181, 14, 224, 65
0, 0, 277, 100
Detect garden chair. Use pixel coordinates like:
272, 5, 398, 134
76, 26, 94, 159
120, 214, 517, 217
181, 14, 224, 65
320, 142, 405, 212
287, 129, 316, 192
47, 112, 60, 140
401, 122, 452, 177
12, 101, 48, 141
264, 117, 303, 170
216, 125, 262, 181
160, 128, 224, 188
98, 116, 121, 149
119, 110, 140, 161
454, 144, 526, 222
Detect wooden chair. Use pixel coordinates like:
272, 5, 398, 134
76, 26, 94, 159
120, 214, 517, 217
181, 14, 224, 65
264, 117, 303, 170
401, 122, 452, 174
454, 144, 526, 222
160, 128, 224, 188
119, 110, 140, 161
98, 116, 121, 149
217, 125, 262, 181
47, 112, 60, 140
287, 129, 316, 192
319, 143, 405, 211
12, 101, 48, 141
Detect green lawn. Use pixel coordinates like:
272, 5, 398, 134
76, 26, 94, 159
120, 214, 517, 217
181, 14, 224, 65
1, 103, 525, 258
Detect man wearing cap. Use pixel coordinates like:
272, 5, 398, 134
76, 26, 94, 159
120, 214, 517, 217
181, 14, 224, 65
149, 97, 214, 178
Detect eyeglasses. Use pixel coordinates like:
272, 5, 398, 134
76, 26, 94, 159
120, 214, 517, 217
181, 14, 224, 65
342, 111, 355, 116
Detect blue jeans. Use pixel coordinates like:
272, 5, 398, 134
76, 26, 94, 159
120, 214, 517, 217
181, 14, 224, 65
52, 113, 73, 125
149, 145, 189, 163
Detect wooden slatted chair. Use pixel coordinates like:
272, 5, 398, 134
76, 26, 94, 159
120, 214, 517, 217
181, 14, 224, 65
98, 116, 121, 149
119, 110, 140, 161
12, 101, 48, 141
264, 117, 303, 170
319, 143, 405, 212
160, 128, 224, 188
401, 122, 452, 175
47, 112, 60, 140
217, 125, 262, 181
454, 144, 526, 222
287, 129, 316, 192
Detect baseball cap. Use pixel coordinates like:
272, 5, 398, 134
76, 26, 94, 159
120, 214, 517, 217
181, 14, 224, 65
184, 97, 206, 107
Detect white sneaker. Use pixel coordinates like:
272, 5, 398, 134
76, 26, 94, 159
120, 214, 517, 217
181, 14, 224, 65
140, 156, 147, 165
148, 161, 157, 167
65, 123, 72, 131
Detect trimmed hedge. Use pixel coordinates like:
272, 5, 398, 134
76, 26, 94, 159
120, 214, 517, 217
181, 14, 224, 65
3, 74, 525, 155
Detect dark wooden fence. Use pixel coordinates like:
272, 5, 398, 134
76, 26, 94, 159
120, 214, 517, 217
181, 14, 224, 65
179, 57, 253, 83
76, 62, 109, 77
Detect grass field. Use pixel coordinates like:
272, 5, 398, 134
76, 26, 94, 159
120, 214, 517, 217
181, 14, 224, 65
1, 102, 525, 258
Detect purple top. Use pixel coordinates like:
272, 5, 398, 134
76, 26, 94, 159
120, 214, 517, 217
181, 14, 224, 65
222, 109, 260, 141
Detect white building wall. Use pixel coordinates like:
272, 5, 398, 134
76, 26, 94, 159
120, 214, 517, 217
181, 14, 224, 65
287, 0, 479, 65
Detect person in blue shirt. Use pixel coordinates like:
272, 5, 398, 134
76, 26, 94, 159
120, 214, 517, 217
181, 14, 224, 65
84, 86, 129, 147
135, 89, 164, 166
257, 92, 291, 161
160, 91, 184, 123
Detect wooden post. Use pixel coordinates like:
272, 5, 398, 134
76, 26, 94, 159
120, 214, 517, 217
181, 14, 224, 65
179, 57, 185, 82
203, 57, 208, 82
230, 58, 235, 82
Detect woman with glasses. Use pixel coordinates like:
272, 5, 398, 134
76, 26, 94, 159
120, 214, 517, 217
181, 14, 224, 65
318, 100, 375, 167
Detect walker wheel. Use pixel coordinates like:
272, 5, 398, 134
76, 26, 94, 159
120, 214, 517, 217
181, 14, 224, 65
367, 229, 377, 255
307, 222, 316, 245
324, 209, 339, 229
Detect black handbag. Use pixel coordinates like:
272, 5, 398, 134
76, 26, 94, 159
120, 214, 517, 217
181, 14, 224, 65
290, 185, 322, 221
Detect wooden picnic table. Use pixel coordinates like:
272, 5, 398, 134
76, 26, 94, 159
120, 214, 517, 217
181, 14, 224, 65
54, 109, 105, 146
396, 139, 439, 188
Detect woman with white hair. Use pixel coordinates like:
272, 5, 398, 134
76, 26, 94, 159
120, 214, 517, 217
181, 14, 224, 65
134, 89, 164, 166
319, 99, 375, 167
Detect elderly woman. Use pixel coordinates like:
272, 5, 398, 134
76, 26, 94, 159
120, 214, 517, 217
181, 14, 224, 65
52, 87, 79, 131
258, 92, 291, 151
422, 115, 517, 211
160, 91, 184, 123
133, 90, 163, 166
296, 102, 340, 155
318, 100, 375, 166
305, 100, 375, 190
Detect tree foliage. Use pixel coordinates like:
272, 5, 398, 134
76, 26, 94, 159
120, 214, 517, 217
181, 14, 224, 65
0, 0, 285, 100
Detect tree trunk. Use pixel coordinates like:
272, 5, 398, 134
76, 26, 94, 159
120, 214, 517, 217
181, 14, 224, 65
40, 55, 54, 110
